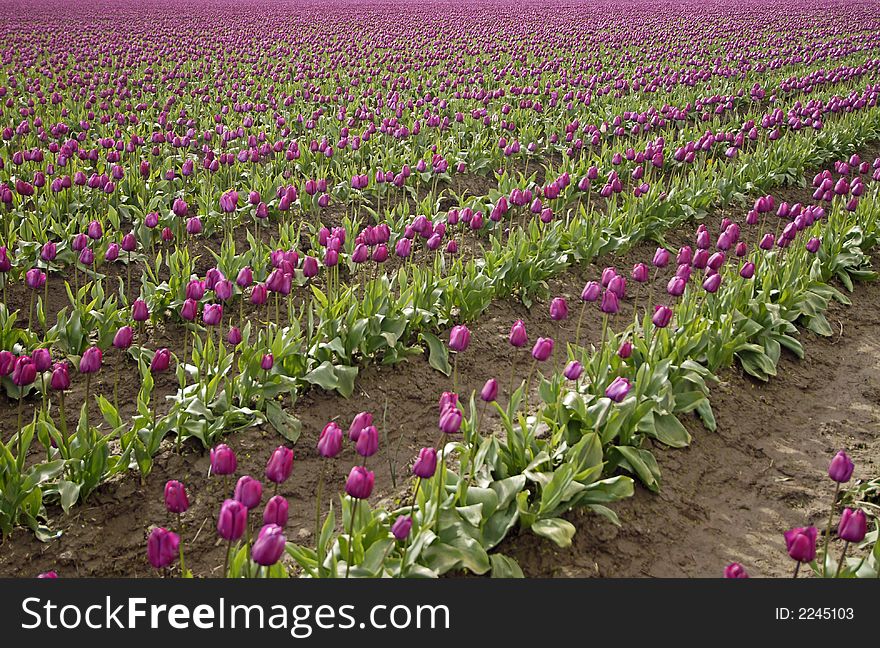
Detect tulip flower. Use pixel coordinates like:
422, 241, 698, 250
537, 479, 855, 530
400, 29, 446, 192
349, 411, 373, 441
12, 356, 36, 386
549, 297, 568, 320
448, 325, 470, 352
652, 247, 670, 267
164, 480, 189, 514
581, 281, 600, 302
249, 524, 286, 569
599, 289, 619, 314
605, 376, 632, 402
345, 465, 375, 500
260, 353, 274, 371
618, 340, 633, 359
531, 337, 554, 361
785, 526, 818, 578
837, 508, 866, 543
317, 422, 343, 458
509, 320, 528, 347
147, 527, 180, 570
79, 346, 102, 374
210, 443, 237, 476
396, 439, 433, 481
203, 303, 223, 326
652, 305, 673, 328
263, 495, 289, 527
37, 572, 58, 579
234, 476, 263, 510
724, 563, 749, 578
266, 446, 294, 486
356, 425, 380, 457
392, 515, 413, 541
150, 348, 171, 373
439, 406, 462, 434
828, 451, 854, 483
563, 361, 584, 380
480, 378, 498, 402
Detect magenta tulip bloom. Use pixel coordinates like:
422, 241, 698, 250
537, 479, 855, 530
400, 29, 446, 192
203, 303, 223, 326
439, 405, 463, 434
50, 362, 70, 391
509, 320, 528, 347
480, 378, 499, 402
392, 515, 413, 541
531, 337, 554, 361
784, 526, 818, 563
164, 480, 189, 514
838, 508, 867, 543
265, 446, 294, 484
724, 563, 749, 578
828, 451, 854, 483
448, 325, 470, 352
605, 376, 632, 402
618, 340, 633, 359
210, 443, 237, 476
356, 425, 380, 457
563, 361, 584, 380
147, 527, 180, 569
549, 297, 568, 321
317, 422, 343, 458
132, 299, 149, 322
652, 247, 670, 268
79, 346, 102, 374
234, 476, 263, 509
652, 305, 673, 328
217, 499, 247, 541
37, 572, 58, 579
150, 348, 171, 373
345, 465, 375, 500
413, 447, 437, 478
599, 290, 619, 314
263, 495, 289, 527
251, 524, 286, 566
349, 411, 373, 441
32, 348, 51, 373
12, 356, 37, 386
702, 274, 722, 293
581, 281, 601, 302
260, 353, 274, 370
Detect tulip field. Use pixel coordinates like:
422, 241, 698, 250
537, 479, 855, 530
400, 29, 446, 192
1, 0, 880, 579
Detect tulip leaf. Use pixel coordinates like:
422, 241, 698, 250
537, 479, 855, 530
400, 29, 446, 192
421, 331, 451, 376
265, 401, 302, 444
531, 517, 576, 548
489, 553, 524, 578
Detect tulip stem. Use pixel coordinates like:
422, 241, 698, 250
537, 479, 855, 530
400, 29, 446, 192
398, 477, 422, 578
84, 374, 91, 431
345, 498, 360, 579
574, 302, 587, 350
835, 541, 849, 578
822, 482, 840, 577
792, 562, 801, 579
452, 354, 459, 396
223, 539, 232, 578
434, 433, 448, 536
59, 391, 69, 455
177, 513, 186, 575
113, 362, 120, 413
315, 463, 325, 575
28, 289, 35, 334
524, 359, 537, 412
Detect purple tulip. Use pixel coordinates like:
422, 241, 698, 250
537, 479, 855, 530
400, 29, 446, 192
448, 325, 470, 352
652, 248, 670, 268
702, 274, 722, 293
147, 527, 180, 569
32, 348, 51, 372
266, 446, 294, 484
345, 465, 375, 500
227, 326, 242, 346
251, 283, 268, 305
203, 303, 223, 326
164, 480, 189, 514
549, 297, 568, 321
838, 508, 867, 543
356, 425, 380, 457
132, 299, 149, 322
150, 348, 171, 373
317, 422, 343, 458
349, 411, 373, 441
79, 346, 102, 374
605, 376, 632, 402
509, 320, 528, 347
210, 444, 237, 476
217, 499, 248, 541
413, 447, 438, 478
828, 451, 854, 483
480, 378, 499, 402
12, 356, 37, 386
784, 526, 817, 563
806, 237, 821, 253
581, 281, 601, 302
251, 524, 286, 566
600, 289, 619, 314
652, 305, 673, 328
392, 515, 413, 540
260, 353, 274, 371
531, 337, 554, 361
50, 362, 70, 391
563, 361, 584, 380
234, 475, 263, 510
439, 406, 463, 434
263, 495, 289, 527
724, 563, 749, 578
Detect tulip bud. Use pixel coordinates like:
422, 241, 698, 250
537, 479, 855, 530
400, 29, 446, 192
481, 378, 499, 402
349, 411, 373, 441
79, 346, 102, 374
12, 356, 37, 386
631, 263, 649, 283
724, 563, 749, 578
618, 340, 633, 359
210, 443, 237, 476
234, 475, 263, 510
605, 376, 632, 402
50, 362, 70, 391
147, 527, 180, 569
203, 303, 223, 326
563, 361, 584, 380
600, 289, 619, 314
531, 337, 554, 361
652, 305, 673, 328
581, 281, 601, 302
439, 406, 463, 434
164, 480, 189, 514
356, 425, 380, 457
263, 496, 289, 527
448, 325, 470, 352
828, 451, 854, 483
217, 499, 248, 541
392, 515, 413, 540
317, 422, 343, 458
266, 446, 294, 484
260, 353, 274, 371
509, 320, 528, 347
652, 247, 669, 268
784, 526, 817, 563
837, 508, 867, 543
549, 297, 568, 321
345, 465, 375, 499
413, 447, 437, 478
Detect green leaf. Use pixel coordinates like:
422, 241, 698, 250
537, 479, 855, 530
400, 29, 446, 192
531, 518, 576, 548
265, 401, 302, 444
490, 553, 525, 578
649, 413, 692, 448
421, 332, 451, 376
